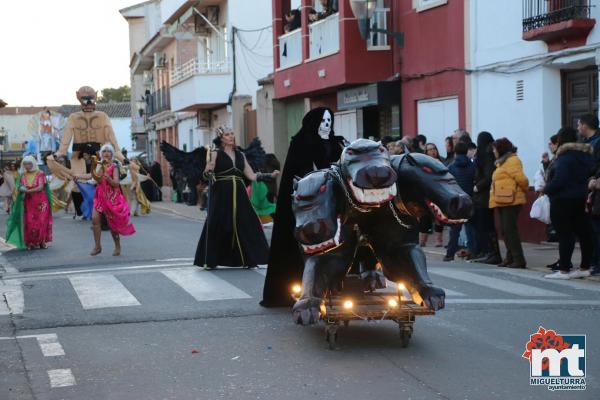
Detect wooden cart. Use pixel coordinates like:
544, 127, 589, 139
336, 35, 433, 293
320, 275, 435, 349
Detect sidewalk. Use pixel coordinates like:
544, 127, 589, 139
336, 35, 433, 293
420, 235, 600, 283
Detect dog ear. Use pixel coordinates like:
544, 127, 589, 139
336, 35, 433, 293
293, 177, 299, 191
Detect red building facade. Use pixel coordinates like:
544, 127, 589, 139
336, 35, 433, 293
271, 0, 467, 144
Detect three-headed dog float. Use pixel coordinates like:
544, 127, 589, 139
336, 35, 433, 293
290, 139, 472, 348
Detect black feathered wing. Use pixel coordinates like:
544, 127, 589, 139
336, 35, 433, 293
241, 137, 266, 171
159, 140, 207, 187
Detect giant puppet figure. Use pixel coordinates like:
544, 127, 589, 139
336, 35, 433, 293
289, 139, 474, 324
47, 86, 123, 178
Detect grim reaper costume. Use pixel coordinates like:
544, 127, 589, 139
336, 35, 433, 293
261, 107, 346, 307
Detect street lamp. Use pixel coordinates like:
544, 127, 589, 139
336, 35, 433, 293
349, 0, 404, 47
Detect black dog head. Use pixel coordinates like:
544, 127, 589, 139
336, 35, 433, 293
292, 170, 341, 255
391, 153, 473, 224
339, 139, 397, 206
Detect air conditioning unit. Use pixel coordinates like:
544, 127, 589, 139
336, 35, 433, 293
195, 6, 219, 36
154, 53, 166, 69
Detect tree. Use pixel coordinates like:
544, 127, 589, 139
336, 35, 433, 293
97, 86, 131, 103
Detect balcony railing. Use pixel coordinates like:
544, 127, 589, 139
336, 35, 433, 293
171, 58, 232, 86
368, 8, 390, 48
147, 87, 171, 117
523, 0, 592, 32
279, 29, 302, 69
309, 12, 340, 59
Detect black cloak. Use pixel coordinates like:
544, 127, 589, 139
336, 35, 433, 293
261, 107, 346, 307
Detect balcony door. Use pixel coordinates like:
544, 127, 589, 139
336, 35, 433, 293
562, 67, 598, 128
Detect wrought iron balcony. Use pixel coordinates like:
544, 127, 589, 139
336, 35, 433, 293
523, 0, 592, 32
522, 0, 595, 50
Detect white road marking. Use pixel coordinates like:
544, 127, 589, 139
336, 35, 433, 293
0, 333, 65, 356
446, 299, 600, 305
156, 258, 194, 262
430, 269, 568, 297
2, 262, 194, 281
33, 334, 65, 357
254, 268, 267, 277
385, 280, 466, 297
69, 274, 141, 310
497, 267, 600, 293
47, 369, 76, 388
162, 268, 252, 301
0, 280, 24, 315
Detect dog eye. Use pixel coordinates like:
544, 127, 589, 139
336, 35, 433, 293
346, 149, 354, 156
422, 166, 433, 174
319, 185, 326, 193
379, 146, 385, 153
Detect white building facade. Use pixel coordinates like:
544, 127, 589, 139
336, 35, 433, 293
468, 0, 600, 179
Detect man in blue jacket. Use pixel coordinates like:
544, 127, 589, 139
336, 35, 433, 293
444, 141, 476, 261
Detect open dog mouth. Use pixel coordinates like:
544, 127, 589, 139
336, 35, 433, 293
426, 200, 468, 225
300, 218, 342, 255
347, 180, 397, 205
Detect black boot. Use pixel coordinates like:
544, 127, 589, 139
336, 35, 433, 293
480, 232, 502, 265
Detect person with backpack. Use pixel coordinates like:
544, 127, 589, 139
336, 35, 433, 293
489, 138, 529, 268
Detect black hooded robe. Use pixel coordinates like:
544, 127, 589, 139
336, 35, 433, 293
261, 107, 346, 307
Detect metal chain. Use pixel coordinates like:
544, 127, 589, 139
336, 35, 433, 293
329, 168, 372, 213
330, 167, 412, 229
389, 202, 412, 229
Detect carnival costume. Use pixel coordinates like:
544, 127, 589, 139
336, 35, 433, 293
6, 156, 53, 250
261, 108, 346, 307
194, 148, 269, 268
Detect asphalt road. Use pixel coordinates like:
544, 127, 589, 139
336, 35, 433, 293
1, 209, 599, 399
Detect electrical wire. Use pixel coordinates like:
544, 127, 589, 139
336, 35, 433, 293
234, 25, 272, 33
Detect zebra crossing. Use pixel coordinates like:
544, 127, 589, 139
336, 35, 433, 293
2, 263, 600, 318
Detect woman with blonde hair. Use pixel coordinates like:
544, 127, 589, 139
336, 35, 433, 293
194, 127, 278, 269
6, 156, 53, 250
74, 144, 135, 256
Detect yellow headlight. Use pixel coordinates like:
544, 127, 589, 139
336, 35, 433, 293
397, 282, 406, 291
292, 284, 302, 294
343, 300, 353, 309
388, 299, 398, 308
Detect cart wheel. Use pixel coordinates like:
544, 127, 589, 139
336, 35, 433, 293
399, 323, 413, 348
326, 330, 338, 350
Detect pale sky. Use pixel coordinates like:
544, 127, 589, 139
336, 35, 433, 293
0, 0, 142, 107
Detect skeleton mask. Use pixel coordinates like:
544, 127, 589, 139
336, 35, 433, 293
318, 110, 332, 140
76, 86, 97, 112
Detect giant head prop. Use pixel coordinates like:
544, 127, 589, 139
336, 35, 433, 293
76, 86, 97, 112
339, 139, 397, 206
390, 153, 472, 224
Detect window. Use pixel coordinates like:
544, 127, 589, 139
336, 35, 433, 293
368, 0, 389, 50
415, 0, 448, 13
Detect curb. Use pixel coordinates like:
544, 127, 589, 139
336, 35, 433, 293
422, 248, 600, 283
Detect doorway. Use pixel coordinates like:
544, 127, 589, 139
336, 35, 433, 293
562, 67, 598, 128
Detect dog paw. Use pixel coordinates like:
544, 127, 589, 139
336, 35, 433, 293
292, 297, 322, 325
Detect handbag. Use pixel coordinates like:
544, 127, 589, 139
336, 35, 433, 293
530, 195, 551, 224
493, 183, 516, 205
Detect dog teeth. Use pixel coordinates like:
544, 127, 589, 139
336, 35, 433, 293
301, 238, 336, 254
347, 180, 396, 205
426, 201, 467, 225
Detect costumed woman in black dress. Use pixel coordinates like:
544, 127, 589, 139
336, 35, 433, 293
261, 107, 346, 306
194, 127, 279, 269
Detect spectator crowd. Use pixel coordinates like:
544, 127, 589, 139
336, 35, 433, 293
384, 116, 600, 280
